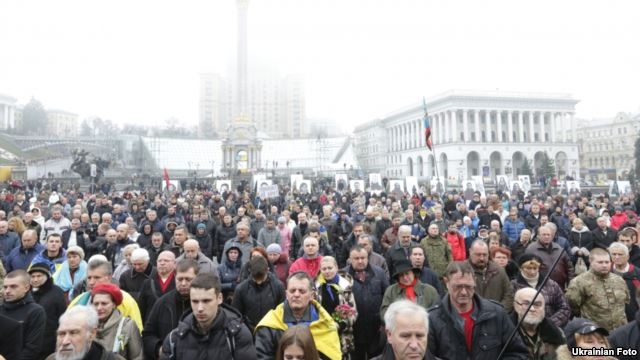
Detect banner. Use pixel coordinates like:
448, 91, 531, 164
260, 184, 280, 199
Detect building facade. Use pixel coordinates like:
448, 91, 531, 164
47, 109, 78, 137
576, 112, 640, 182
354, 90, 580, 183
0, 94, 17, 130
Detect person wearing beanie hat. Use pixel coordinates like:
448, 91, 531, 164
91, 283, 143, 359
266, 243, 282, 255
29, 262, 67, 359
511, 253, 571, 328
267, 243, 291, 286
555, 318, 616, 360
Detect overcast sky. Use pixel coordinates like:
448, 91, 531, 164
1, 0, 638, 132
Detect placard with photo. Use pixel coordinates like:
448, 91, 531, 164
216, 180, 232, 194
517, 175, 531, 192
335, 173, 349, 192
430, 177, 445, 194
389, 179, 405, 199
349, 180, 364, 193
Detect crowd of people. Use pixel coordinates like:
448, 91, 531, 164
0, 178, 639, 359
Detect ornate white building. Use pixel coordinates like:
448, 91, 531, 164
0, 93, 17, 130
354, 90, 580, 182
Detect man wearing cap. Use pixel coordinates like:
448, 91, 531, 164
232, 256, 285, 330
556, 318, 617, 360
0, 269, 46, 360
29, 262, 66, 358
4, 229, 43, 272
566, 247, 629, 331
512, 287, 565, 359
119, 248, 155, 302
380, 259, 439, 319
46, 305, 126, 360
177, 239, 217, 274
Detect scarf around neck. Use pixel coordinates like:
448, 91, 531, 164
398, 276, 418, 302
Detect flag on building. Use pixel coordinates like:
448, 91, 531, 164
423, 97, 433, 151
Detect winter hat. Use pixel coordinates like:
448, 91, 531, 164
563, 317, 608, 349
277, 216, 286, 224
91, 282, 123, 306
517, 253, 543, 268
266, 243, 282, 255
197, 223, 207, 230
66, 245, 85, 260
28, 262, 52, 279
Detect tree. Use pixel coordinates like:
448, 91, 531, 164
519, 156, 534, 177
21, 97, 48, 134
541, 152, 556, 180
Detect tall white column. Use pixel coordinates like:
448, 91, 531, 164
570, 113, 576, 142
438, 113, 444, 144
518, 111, 524, 142
496, 111, 503, 142
551, 113, 557, 142
463, 110, 469, 142
528, 112, 535, 142
507, 111, 513, 142
474, 111, 480, 142
392, 127, 396, 151
485, 110, 492, 142
451, 110, 458, 142
561, 113, 567, 142
538, 112, 545, 142
415, 120, 420, 148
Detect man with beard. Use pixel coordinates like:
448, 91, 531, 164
105, 224, 134, 268
142, 259, 199, 360
512, 287, 565, 359
28, 262, 67, 359
381, 215, 402, 255
45, 306, 125, 360
0, 270, 46, 360
467, 240, 514, 312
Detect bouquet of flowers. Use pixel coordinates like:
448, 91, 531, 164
332, 303, 357, 357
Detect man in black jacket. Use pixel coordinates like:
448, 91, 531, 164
138, 250, 176, 323
142, 259, 199, 360
160, 272, 257, 359
119, 247, 155, 302
0, 269, 46, 360
28, 262, 67, 359
427, 261, 528, 360
592, 216, 618, 249
609, 288, 640, 360
0, 313, 22, 360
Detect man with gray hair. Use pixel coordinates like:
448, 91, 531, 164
608, 241, 640, 321
45, 306, 125, 360
120, 247, 155, 302
372, 300, 429, 360
525, 223, 574, 289
177, 239, 218, 274
385, 225, 415, 282
221, 221, 261, 264
512, 287, 565, 359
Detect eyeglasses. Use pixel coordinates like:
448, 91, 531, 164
451, 284, 475, 292
515, 300, 543, 308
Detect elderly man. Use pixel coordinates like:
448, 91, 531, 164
373, 300, 430, 360
138, 250, 176, 322
386, 225, 417, 282
119, 248, 155, 302
177, 239, 218, 274
428, 261, 528, 359
512, 287, 565, 359
467, 240, 514, 312
0, 270, 46, 360
0, 219, 20, 258
4, 229, 43, 272
609, 241, 640, 321
45, 306, 126, 360
566, 247, 630, 331
525, 223, 574, 289
221, 222, 261, 264
355, 233, 389, 278
68, 258, 143, 331
255, 271, 341, 360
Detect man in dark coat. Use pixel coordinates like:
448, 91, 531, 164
0, 269, 46, 360
28, 262, 67, 359
160, 272, 257, 359
345, 245, 389, 360
119, 247, 155, 302
138, 250, 176, 323
0, 313, 23, 360
142, 259, 199, 360
428, 261, 528, 360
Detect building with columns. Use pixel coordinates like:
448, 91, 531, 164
354, 90, 580, 183
47, 109, 79, 137
576, 111, 640, 182
0, 94, 17, 130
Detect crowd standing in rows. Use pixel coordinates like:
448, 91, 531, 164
1, 179, 640, 359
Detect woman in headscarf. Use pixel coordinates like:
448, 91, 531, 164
90, 282, 143, 360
